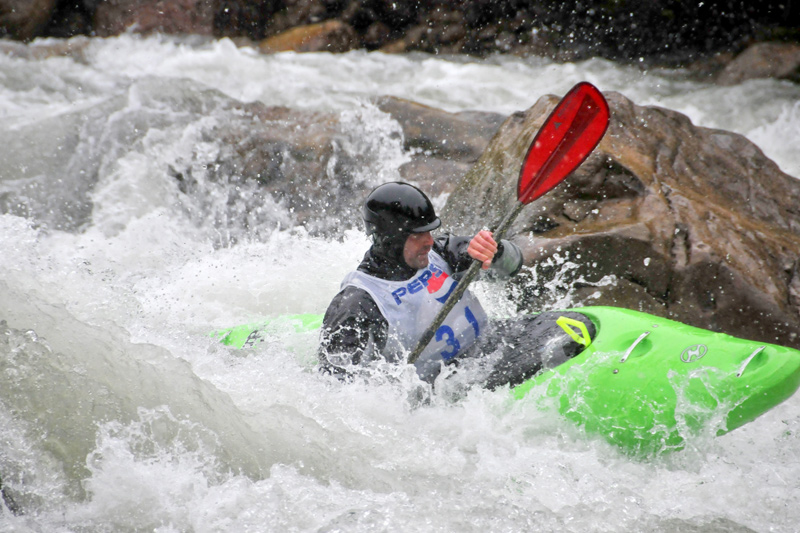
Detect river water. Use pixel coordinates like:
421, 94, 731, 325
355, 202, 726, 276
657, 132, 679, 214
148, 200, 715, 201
1, 34, 800, 532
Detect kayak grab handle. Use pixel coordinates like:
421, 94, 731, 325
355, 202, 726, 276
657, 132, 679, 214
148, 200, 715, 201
736, 346, 766, 377
556, 316, 592, 347
620, 331, 650, 363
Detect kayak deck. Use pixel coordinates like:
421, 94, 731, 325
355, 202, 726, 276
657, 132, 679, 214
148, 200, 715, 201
512, 306, 800, 454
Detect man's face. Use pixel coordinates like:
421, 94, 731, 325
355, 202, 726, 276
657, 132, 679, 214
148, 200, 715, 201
403, 231, 434, 269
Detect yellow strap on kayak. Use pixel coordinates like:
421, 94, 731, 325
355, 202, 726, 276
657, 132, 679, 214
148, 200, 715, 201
556, 316, 592, 347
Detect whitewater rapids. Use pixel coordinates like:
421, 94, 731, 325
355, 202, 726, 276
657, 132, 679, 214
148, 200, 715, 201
1, 35, 800, 532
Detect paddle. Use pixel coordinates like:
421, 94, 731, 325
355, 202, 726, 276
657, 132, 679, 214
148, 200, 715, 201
407, 81, 610, 365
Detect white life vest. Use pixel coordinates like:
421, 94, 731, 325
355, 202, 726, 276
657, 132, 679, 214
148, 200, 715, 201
341, 250, 488, 381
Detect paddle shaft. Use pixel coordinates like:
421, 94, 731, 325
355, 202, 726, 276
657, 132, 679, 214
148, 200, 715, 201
405, 82, 609, 367
407, 201, 525, 365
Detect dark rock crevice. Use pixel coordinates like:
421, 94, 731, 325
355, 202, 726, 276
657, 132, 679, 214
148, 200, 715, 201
3, 0, 800, 79
0, 473, 21, 516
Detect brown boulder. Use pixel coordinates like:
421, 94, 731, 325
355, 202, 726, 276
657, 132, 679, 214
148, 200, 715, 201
442, 90, 800, 348
172, 100, 360, 239
183, 95, 500, 239
717, 42, 800, 85
374, 96, 505, 195
258, 20, 357, 53
0, 0, 56, 40
94, 0, 216, 37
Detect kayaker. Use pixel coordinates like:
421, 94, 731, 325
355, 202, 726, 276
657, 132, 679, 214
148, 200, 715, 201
318, 181, 524, 384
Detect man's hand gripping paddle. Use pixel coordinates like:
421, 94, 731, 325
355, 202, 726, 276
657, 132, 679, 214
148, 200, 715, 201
407, 82, 610, 365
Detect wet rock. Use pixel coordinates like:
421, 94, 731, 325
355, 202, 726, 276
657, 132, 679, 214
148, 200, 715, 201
213, 0, 284, 41
176, 101, 359, 238
375, 97, 504, 164
442, 90, 800, 348
40, 0, 94, 38
258, 20, 357, 53
373, 96, 505, 195
0, 34, 90, 60
8, 0, 800, 75
0, 473, 20, 515
186, 95, 502, 239
717, 42, 800, 85
0, 0, 56, 40
94, 0, 216, 37
397, 158, 471, 198
362, 21, 391, 49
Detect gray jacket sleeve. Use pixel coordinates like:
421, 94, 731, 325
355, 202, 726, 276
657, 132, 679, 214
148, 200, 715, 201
490, 239, 524, 279
434, 234, 524, 280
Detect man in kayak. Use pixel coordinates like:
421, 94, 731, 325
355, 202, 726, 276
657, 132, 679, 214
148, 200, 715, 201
318, 181, 524, 384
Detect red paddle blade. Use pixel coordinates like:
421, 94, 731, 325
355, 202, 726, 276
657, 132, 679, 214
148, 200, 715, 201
518, 82, 609, 204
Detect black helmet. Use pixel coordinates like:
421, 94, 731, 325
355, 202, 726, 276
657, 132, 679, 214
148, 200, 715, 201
362, 182, 441, 243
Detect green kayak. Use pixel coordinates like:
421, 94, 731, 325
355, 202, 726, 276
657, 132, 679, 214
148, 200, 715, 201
512, 306, 800, 455
213, 306, 800, 455
213, 314, 324, 349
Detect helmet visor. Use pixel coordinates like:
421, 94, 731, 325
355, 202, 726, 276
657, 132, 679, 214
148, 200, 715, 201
411, 217, 441, 233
